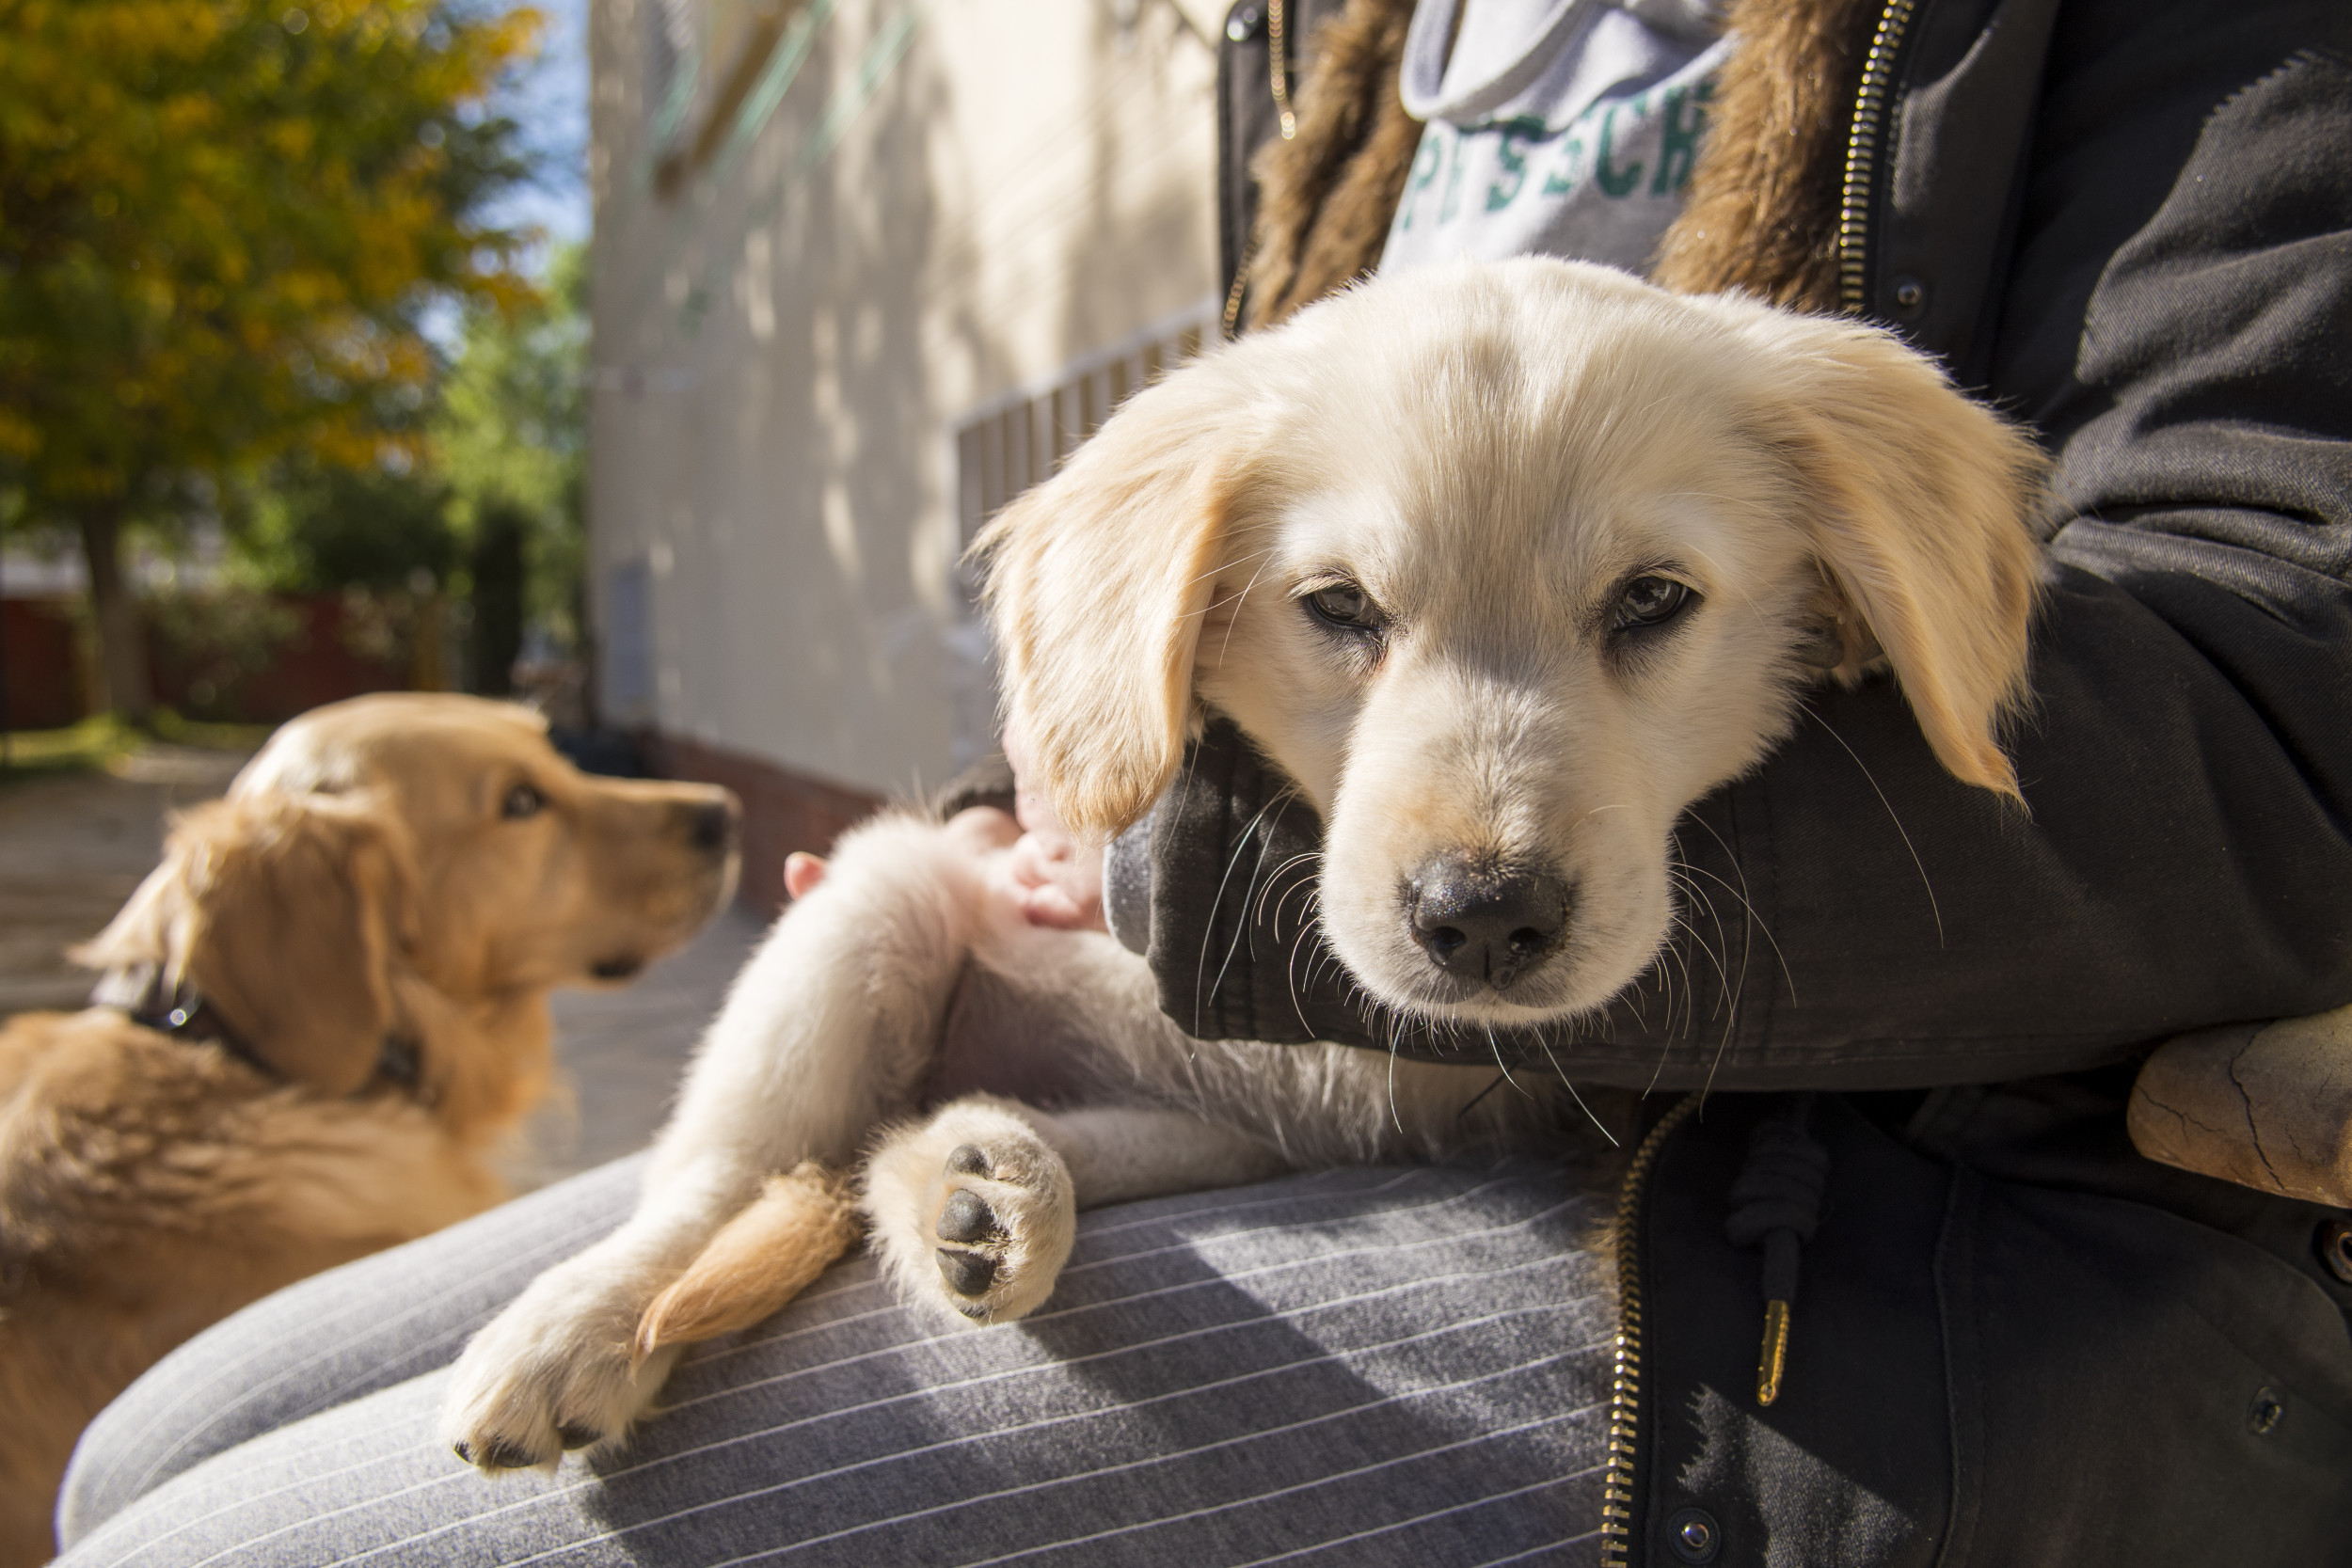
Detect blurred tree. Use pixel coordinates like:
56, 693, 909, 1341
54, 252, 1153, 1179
0, 0, 540, 722
234, 451, 456, 592
435, 239, 587, 689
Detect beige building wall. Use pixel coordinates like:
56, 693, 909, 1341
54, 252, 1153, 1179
587, 0, 1226, 814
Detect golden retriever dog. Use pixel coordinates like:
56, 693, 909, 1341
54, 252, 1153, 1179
440, 258, 2044, 1471
0, 694, 739, 1563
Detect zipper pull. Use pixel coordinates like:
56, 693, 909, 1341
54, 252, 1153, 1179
1724, 1095, 1828, 1409
1756, 1297, 1792, 1405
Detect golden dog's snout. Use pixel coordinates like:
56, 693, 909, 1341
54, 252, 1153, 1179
682, 794, 741, 857
1406, 853, 1568, 990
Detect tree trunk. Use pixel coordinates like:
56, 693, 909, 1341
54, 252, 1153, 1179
78, 501, 152, 725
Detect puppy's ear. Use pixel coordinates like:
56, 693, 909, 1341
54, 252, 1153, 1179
1741, 309, 2048, 799
77, 794, 414, 1094
974, 369, 1249, 835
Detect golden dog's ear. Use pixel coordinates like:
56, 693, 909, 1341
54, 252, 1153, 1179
77, 793, 413, 1094
973, 368, 1248, 834
1741, 310, 2049, 799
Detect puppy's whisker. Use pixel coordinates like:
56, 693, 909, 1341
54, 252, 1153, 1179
1276, 876, 1323, 946
1384, 1035, 1406, 1137
1184, 546, 1275, 596
1804, 702, 1946, 945
1194, 790, 1295, 1033
1235, 799, 1301, 961
1483, 1025, 1534, 1099
1663, 859, 1734, 1025
1667, 879, 1736, 1034
1674, 827, 1796, 1004
1534, 1029, 1619, 1148
1638, 920, 1689, 1065
1678, 542, 1770, 623
1279, 869, 1317, 944
1669, 911, 1731, 1001
1284, 916, 1324, 1036
1661, 874, 1741, 1103
1255, 851, 1324, 930
1662, 908, 1729, 1062
1214, 549, 1284, 666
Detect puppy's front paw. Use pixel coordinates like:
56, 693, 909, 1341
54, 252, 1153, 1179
865, 1098, 1076, 1325
439, 1257, 679, 1471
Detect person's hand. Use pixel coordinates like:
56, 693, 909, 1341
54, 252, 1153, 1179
783, 719, 1107, 935
996, 716, 1107, 932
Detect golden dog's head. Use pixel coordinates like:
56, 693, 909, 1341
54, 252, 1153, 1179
77, 694, 739, 1127
981, 260, 2045, 1028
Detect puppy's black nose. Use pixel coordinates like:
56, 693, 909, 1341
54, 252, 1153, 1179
1408, 853, 1567, 990
690, 799, 739, 854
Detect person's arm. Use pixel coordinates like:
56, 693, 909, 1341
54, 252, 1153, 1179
1140, 1, 2352, 1089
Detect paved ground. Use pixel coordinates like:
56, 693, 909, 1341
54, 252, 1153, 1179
0, 749, 764, 1189
519, 902, 765, 1184
0, 748, 247, 1018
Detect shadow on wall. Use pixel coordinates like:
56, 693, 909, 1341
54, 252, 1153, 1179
604, 1, 1217, 897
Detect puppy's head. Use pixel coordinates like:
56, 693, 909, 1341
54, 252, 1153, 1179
231, 694, 740, 998
981, 259, 2044, 1027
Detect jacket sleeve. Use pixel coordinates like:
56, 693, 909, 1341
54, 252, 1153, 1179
1142, 0, 2352, 1090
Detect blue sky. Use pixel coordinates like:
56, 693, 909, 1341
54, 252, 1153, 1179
483, 0, 592, 258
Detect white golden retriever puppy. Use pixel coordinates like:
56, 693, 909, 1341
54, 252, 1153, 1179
441, 258, 2043, 1470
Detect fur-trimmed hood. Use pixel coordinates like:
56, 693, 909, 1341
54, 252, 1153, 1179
1239, 0, 1881, 329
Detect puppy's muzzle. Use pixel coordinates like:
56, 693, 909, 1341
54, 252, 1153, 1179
1406, 853, 1567, 990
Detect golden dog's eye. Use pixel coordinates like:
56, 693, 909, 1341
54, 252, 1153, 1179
501, 783, 546, 820
1304, 582, 1380, 632
1615, 575, 1693, 630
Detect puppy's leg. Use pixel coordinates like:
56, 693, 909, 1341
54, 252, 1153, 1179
439, 816, 991, 1470
864, 1095, 1287, 1325
635, 1162, 863, 1356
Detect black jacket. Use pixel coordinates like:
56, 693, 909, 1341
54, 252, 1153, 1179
1134, 0, 2352, 1560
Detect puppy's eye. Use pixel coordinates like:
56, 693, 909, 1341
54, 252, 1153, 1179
501, 783, 546, 820
1304, 582, 1380, 632
1615, 575, 1693, 630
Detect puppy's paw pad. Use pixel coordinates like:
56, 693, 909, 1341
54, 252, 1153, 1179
866, 1101, 1077, 1327
453, 1435, 547, 1472
935, 1245, 998, 1296
935, 1188, 999, 1243
914, 1126, 1073, 1323
438, 1264, 668, 1474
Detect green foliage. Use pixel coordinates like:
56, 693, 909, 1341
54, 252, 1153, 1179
234, 451, 457, 591
435, 239, 587, 647
0, 0, 544, 508
227, 236, 588, 692
0, 0, 543, 718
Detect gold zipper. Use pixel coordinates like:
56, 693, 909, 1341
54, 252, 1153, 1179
1223, 226, 1261, 339
1598, 1093, 1700, 1567
1597, 10, 1924, 1555
1836, 0, 1922, 314
1268, 0, 1297, 140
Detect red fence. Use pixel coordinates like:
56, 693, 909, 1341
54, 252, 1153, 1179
146, 594, 412, 724
1, 598, 85, 730
2, 593, 418, 729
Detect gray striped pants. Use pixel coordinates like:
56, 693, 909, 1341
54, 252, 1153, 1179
55, 1157, 1610, 1566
